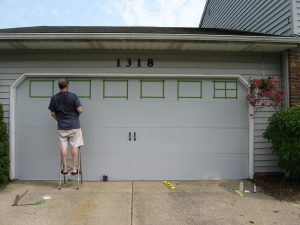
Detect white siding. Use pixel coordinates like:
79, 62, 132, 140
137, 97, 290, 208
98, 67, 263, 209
293, 0, 300, 35
0, 74, 20, 124
200, 0, 294, 36
0, 51, 282, 175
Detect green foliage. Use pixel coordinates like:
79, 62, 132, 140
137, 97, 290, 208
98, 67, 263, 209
0, 104, 9, 184
263, 106, 300, 177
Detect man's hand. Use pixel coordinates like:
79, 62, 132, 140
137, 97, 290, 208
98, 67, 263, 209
51, 111, 57, 120
76, 106, 83, 116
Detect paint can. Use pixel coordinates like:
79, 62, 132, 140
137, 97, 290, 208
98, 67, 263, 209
103, 174, 108, 182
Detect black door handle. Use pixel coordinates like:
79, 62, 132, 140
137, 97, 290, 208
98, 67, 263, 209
129, 132, 132, 141
134, 132, 136, 141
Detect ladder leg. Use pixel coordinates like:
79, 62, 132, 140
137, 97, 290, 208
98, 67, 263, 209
77, 148, 81, 190
58, 160, 62, 190
80, 149, 83, 184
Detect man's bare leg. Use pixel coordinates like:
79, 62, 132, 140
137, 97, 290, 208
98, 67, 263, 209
71, 147, 78, 173
61, 148, 68, 172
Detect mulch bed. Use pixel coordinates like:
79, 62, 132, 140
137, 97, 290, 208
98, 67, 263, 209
254, 173, 300, 202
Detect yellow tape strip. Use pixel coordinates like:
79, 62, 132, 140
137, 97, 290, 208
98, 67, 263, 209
235, 190, 244, 197
163, 181, 176, 190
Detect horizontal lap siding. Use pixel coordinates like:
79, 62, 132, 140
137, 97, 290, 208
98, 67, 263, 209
0, 51, 282, 174
0, 74, 20, 124
201, 0, 293, 36
254, 108, 281, 172
295, 0, 300, 35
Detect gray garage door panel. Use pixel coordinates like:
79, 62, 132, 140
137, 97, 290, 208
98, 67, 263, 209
81, 101, 248, 128
15, 153, 248, 180
82, 128, 248, 154
16, 128, 59, 154
16, 78, 249, 180
16, 101, 54, 127
15, 154, 60, 180
81, 154, 248, 180
16, 126, 249, 155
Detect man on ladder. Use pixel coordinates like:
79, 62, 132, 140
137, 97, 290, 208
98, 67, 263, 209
48, 78, 84, 184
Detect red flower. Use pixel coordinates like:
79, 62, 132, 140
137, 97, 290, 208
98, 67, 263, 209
255, 80, 261, 87
247, 76, 284, 109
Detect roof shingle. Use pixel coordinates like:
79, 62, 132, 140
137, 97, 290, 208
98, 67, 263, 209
0, 26, 276, 36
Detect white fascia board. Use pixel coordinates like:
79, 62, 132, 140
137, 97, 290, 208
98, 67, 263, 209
0, 33, 299, 45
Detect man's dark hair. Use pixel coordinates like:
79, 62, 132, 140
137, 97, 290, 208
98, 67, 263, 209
58, 78, 69, 89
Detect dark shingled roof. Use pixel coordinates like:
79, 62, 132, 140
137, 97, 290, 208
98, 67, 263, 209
0, 26, 276, 36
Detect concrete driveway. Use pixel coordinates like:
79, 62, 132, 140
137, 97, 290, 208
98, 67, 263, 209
0, 180, 299, 225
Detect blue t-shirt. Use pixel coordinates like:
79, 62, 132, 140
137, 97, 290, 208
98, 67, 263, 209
48, 92, 82, 130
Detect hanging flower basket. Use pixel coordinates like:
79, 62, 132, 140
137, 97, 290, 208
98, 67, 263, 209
247, 76, 285, 108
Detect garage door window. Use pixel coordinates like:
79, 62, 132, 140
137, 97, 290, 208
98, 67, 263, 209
29, 80, 54, 98
67, 80, 92, 99
140, 80, 165, 99
213, 81, 238, 99
177, 80, 202, 100
103, 79, 129, 100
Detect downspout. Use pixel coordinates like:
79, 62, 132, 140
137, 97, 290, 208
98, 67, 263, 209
249, 105, 254, 179
238, 77, 254, 179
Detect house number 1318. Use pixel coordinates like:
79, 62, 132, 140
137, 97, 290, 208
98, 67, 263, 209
116, 58, 154, 67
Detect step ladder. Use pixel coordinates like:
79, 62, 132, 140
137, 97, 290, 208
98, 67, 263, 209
58, 147, 83, 190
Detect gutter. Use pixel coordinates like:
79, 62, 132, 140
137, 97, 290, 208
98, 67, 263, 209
0, 33, 299, 45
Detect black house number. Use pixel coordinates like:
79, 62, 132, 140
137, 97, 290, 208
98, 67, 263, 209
116, 58, 154, 68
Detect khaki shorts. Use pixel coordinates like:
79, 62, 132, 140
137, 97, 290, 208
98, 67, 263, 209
58, 128, 84, 150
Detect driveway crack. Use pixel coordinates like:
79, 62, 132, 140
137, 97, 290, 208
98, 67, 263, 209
131, 181, 134, 225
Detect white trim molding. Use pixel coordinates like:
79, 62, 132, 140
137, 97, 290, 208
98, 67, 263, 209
9, 73, 253, 180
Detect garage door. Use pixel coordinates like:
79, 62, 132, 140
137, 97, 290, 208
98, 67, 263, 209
15, 78, 249, 180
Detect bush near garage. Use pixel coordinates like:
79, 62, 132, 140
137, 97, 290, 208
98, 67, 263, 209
263, 106, 300, 178
0, 103, 9, 185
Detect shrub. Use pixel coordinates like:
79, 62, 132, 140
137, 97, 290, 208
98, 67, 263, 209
263, 106, 300, 178
0, 104, 9, 184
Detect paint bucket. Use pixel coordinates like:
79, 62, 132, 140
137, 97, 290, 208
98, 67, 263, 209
103, 174, 108, 182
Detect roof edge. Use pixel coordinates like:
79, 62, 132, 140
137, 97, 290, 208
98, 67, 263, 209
0, 32, 299, 44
